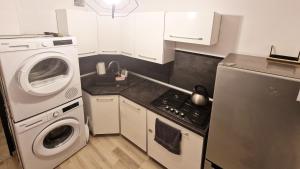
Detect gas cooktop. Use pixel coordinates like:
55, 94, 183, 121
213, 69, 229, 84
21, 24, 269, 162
151, 89, 212, 130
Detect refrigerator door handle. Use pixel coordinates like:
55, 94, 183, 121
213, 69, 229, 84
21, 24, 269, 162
297, 90, 300, 102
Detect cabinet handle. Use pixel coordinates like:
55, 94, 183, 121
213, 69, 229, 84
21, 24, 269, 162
102, 50, 118, 53
138, 54, 157, 61
122, 100, 141, 111
169, 35, 203, 41
148, 129, 153, 133
121, 51, 132, 56
79, 51, 96, 55
96, 98, 114, 102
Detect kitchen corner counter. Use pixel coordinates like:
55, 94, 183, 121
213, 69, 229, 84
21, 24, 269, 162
81, 74, 208, 136
120, 80, 170, 108
81, 74, 144, 95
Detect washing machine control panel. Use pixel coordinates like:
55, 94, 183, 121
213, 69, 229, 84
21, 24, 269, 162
53, 39, 73, 46
0, 37, 76, 52
14, 98, 83, 134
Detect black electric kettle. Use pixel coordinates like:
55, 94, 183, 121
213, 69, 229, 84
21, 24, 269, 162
191, 85, 209, 106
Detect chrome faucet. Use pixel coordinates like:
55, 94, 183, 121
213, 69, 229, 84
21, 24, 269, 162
107, 61, 121, 75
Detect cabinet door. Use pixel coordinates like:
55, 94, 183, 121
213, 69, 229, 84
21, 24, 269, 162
120, 97, 147, 151
98, 16, 121, 55
134, 12, 165, 63
147, 110, 204, 169
119, 15, 135, 57
56, 9, 98, 57
165, 12, 221, 45
83, 93, 120, 135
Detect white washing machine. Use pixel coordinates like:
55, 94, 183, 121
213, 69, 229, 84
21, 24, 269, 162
14, 98, 86, 169
0, 37, 82, 122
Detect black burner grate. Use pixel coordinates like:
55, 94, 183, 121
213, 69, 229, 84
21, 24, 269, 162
151, 89, 212, 130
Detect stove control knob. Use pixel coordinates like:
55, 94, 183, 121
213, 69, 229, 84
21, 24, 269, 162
41, 41, 52, 47
170, 108, 175, 112
165, 106, 170, 110
162, 99, 168, 104
180, 113, 185, 118
175, 110, 179, 115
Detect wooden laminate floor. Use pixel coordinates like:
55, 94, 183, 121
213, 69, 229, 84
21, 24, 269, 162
0, 135, 165, 169
0, 120, 10, 163
0, 154, 19, 169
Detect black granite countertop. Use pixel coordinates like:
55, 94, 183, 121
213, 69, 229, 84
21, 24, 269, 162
120, 80, 169, 108
81, 74, 208, 136
82, 74, 144, 95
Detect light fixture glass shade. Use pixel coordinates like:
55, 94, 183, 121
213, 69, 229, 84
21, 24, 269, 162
85, 0, 139, 18
102, 0, 122, 5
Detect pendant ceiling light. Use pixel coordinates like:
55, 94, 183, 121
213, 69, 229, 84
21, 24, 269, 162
85, 0, 139, 18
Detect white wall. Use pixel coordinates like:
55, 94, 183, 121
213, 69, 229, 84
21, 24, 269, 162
0, 0, 21, 35
1, 0, 299, 57
16, 0, 82, 33
0, 0, 83, 35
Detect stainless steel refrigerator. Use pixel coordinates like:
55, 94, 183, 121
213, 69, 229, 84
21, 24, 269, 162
205, 54, 300, 169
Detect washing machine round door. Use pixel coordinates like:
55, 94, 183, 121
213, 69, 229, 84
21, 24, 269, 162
18, 52, 74, 96
33, 119, 80, 157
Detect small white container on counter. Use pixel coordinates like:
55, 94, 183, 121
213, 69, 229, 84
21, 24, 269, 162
96, 62, 106, 75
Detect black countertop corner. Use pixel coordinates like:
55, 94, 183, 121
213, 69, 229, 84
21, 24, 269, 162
81, 74, 144, 95
81, 74, 208, 136
120, 80, 170, 107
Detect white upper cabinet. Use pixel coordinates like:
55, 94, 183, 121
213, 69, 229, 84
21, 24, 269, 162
119, 15, 136, 57
135, 12, 175, 64
164, 12, 222, 45
98, 16, 121, 55
56, 9, 98, 57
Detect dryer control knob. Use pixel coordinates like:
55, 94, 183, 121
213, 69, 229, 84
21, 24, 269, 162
53, 111, 59, 118
41, 41, 52, 47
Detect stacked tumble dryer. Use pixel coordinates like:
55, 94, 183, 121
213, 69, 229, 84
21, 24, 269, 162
0, 36, 87, 169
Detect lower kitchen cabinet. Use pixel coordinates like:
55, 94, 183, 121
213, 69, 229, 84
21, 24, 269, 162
147, 110, 204, 169
82, 92, 204, 169
120, 97, 147, 151
83, 92, 120, 135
